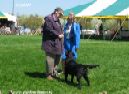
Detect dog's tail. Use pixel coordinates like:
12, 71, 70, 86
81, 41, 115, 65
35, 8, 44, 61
84, 64, 99, 69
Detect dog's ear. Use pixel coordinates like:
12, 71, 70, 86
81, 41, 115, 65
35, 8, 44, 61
66, 51, 73, 58
65, 51, 70, 57
69, 52, 73, 58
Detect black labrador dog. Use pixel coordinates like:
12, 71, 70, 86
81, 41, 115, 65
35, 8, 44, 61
64, 51, 99, 89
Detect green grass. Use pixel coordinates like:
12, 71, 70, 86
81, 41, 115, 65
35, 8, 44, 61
1, 35, 129, 94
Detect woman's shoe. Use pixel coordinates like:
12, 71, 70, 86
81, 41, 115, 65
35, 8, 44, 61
47, 75, 53, 80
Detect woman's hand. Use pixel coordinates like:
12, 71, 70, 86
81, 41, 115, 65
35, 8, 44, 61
58, 34, 64, 39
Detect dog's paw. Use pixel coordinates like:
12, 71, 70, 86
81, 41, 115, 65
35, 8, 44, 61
87, 83, 90, 86
9, 90, 13, 94
65, 80, 68, 82
99, 91, 107, 94
77, 85, 82, 90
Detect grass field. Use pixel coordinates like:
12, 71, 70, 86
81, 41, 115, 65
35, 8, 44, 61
0, 35, 129, 94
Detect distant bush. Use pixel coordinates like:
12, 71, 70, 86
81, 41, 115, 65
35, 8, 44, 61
104, 19, 118, 31
18, 14, 43, 31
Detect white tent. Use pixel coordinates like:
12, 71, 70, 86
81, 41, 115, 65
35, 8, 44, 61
77, 0, 117, 16
117, 7, 129, 15
64, 0, 129, 40
3, 13, 17, 22
64, 0, 129, 18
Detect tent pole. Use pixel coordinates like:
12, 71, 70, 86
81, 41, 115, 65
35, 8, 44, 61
83, 17, 87, 39
111, 16, 127, 41
82, 17, 85, 39
85, 18, 88, 39
87, 18, 93, 40
127, 16, 128, 31
12, 0, 15, 15
77, 17, 84, 39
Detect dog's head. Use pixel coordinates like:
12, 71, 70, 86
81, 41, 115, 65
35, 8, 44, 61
66, 51, 74, 59
65, 51, 76, 65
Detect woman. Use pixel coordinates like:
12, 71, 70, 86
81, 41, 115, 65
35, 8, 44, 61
42, 8, 64, 80
62, 12, 80, 64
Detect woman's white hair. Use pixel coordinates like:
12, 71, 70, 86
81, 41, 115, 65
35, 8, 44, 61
54, 7, 64, 15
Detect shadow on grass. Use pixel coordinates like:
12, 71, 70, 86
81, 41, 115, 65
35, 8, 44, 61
53, 76, 77, 87
24, 72, 78, 88
52, 76, 64, 82
24, 72, 47, 78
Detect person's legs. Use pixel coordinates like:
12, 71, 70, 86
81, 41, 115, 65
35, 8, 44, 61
61, 59, 65, 73
53, 54, 61, 76
61, 49, 67, 73
72, 46, 77, 60
46, 52, 55, 80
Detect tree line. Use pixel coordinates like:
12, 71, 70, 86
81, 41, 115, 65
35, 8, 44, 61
17, 14, 43, 31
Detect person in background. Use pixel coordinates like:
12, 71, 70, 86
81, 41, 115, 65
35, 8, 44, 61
61, 12, 80, 71
99, 23, 103, 35
41, 7, 64, 80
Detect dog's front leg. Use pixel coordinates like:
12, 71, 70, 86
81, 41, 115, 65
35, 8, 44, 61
65, 73, 68, 82
83, 75, 90, 86
71, 74, 74, 83
77, 76, 82, 89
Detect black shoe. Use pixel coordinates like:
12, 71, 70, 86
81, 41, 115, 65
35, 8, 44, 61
57, 69, 63, 74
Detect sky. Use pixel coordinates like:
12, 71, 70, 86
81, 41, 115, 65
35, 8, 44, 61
0, 0, 94, 16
